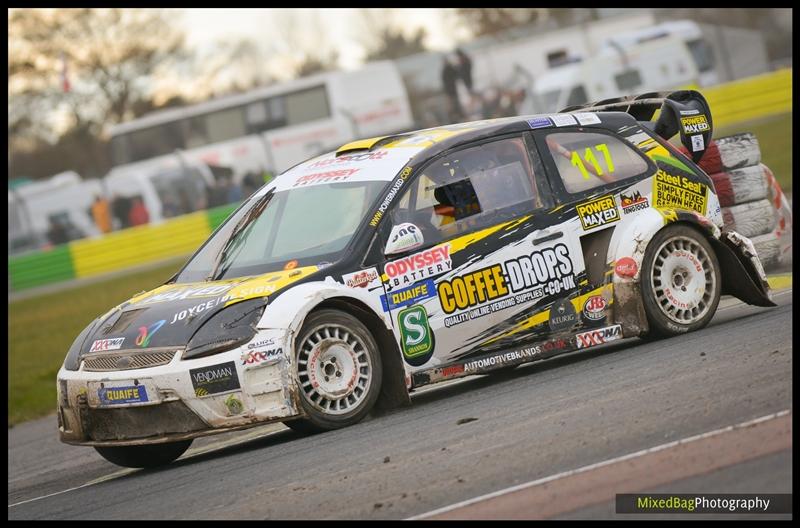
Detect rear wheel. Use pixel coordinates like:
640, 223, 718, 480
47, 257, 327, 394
641, 225, 721, 338
284, 309, 382, 434
94, 440, 192, 468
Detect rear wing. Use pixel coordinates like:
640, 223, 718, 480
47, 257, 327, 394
560, 90, 713, 163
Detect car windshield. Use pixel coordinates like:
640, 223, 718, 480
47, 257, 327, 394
174, 180, 387, 282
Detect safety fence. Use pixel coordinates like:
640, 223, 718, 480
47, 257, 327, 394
9, 203, 238, 291
7, 69, 792, 292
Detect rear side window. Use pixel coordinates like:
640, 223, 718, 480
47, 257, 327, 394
545, 131, 649, 194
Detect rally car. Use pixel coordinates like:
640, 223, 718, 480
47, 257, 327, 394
57, 90, 775, 468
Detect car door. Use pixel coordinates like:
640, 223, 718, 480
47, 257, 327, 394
530, 124, 658, 334
374, 133, 584, 376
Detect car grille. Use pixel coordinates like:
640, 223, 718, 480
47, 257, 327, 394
82, 350, 177, 372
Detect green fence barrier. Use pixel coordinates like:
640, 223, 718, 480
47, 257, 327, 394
8, 245, 75, 290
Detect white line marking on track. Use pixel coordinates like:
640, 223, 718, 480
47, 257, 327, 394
8, 426, 286, 508
407, 409, 792, 520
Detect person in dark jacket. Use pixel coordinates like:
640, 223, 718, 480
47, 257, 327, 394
441, 54, 463, 123
455, 48, 474, 95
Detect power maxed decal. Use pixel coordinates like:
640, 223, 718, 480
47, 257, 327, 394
576, 195, 620, 230
439, 243, 576, 328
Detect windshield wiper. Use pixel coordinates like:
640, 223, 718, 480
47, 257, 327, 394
207, 189, 275, 281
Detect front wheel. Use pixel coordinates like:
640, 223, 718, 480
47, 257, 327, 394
284, 309, 382, 434
94, 440, 192, 468
640, 225, 721, 338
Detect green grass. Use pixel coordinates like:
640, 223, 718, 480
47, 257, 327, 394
8, 260, 185, 426
715, 113, 793, 194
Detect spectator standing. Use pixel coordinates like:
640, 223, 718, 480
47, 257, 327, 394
455, 48, 474, 95
128, 197, 150, 226
46, 217, 69, 246
441, 54, 463, 123
111, 194, 132, 229
91, 194, 112, 234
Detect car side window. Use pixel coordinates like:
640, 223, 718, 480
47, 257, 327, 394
545, 131, 649, 194
389, 137, 541, 247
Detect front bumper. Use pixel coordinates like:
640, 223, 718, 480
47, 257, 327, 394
57, 330, 301, 446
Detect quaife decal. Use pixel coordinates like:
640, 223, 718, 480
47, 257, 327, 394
680, 114, 710, 134
384, 244, 451, 291
398, 305, 434, 366
576, 195, 620, 230
190, 361, 241, 397
381, 279, 436, 311
576, 324, 622, 349
89, 338, 125, 352
98, 385, 148, 406
439, 244, 576, 319
548, 297, 577, 332
342, 268, 380, 289
653, 170, 707, 215
620, 190, 649, 214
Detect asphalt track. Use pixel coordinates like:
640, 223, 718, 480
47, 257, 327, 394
8, 289, 792, 519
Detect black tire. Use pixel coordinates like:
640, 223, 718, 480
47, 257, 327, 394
94, 440, 192, 468
641, 225, 721, 338
284, 309, 382, 434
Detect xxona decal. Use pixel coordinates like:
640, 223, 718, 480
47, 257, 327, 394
398, 305, 434, 367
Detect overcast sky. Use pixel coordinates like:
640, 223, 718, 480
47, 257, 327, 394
177, 8, 462, 70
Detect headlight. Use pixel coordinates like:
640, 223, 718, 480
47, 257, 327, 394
63, 318, 101, 371
182, 298, 266, 360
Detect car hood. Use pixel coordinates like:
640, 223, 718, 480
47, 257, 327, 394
82, 265, 320, 355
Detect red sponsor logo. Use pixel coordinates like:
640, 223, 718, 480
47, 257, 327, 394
576, 325, 622, 349
441, 364, 465, 377
615, 257, 638, 278
310, 151, 388, 168
242, 348, 283, 365
89, 338, 125, 352
385, 245, 451, 278
583, 295, 607, 321
294, 168, 360, 187
346, 269, 378, 288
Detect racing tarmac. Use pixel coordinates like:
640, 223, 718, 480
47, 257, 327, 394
8, 289, 792, 519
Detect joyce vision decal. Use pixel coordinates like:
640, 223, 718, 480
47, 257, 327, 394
438, 243, 576, 325
190, 361, 241, 397
576, 195, 620, 230
653, 170, 708, 215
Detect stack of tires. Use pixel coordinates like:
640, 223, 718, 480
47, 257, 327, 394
680, 133, 793, 272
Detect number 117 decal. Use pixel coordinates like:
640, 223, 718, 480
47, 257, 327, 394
571, 143, 615, 180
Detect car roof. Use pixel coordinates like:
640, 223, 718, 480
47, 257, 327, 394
337, 111, 637, 163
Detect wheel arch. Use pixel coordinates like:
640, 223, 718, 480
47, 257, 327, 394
259, 282, 411, 413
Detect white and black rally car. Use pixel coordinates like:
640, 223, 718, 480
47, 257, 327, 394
57, 90, 775, 467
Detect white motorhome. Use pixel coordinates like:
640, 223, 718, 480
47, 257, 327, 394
8, 171, 102, 253
532, 34, 700, 113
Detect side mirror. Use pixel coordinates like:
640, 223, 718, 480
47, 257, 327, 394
384, 223, 424, 256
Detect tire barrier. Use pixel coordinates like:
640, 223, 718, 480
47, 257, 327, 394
682, 134, 792, 273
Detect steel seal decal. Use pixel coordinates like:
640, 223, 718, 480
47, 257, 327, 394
652, 170, 708, 215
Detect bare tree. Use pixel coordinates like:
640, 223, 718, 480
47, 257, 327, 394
9, 8, 187, 138
357, 9, 428, 62
269, 10, 339, 78
449, 8, 545, 38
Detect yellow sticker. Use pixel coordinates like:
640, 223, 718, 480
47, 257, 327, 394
652, 170, 707, 215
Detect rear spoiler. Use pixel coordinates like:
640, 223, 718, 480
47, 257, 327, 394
560, 90, 713, 163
